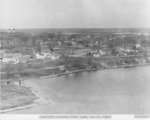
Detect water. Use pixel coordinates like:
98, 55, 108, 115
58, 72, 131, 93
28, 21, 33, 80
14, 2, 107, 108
9, 66, 150, 114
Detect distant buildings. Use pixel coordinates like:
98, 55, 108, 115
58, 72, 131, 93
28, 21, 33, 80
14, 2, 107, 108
34, 52, 60, 60
1, 53, 22, 64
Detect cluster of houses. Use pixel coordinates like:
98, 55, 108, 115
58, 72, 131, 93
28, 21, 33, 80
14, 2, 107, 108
34, 52, 60, 60
1, 30, 149, 64
0, 50, 60, 64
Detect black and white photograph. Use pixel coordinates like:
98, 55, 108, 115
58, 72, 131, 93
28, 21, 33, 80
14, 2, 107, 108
0, 0, 150, 119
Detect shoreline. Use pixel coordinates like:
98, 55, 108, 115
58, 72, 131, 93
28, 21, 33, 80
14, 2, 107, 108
0, 81, 42, 114
0, 103, 35, 113
1, 63, 150, 113
40, 63, 150, 79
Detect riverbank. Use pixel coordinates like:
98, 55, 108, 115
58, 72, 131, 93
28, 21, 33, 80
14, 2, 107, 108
0, 83, 38, 113
6, 65, 150, 114
40, 63, 150, 79
1, 63, 150, 113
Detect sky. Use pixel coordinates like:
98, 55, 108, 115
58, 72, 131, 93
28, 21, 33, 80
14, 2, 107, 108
0, 0, 150, 28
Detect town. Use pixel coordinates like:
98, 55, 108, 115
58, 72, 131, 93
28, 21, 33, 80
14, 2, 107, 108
1, 28, 150, 111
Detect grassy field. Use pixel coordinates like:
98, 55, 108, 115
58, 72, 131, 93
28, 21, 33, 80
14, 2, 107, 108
0, 84, 37, 111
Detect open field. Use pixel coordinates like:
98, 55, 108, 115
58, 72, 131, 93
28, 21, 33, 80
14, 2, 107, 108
0, 84, 37, 111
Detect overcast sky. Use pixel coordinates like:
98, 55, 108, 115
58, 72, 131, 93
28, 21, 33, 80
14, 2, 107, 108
0, 0, 150, 28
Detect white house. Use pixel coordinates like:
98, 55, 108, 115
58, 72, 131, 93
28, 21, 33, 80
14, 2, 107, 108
2, 57, 19, 64
2, 53, 21, 64
35, 52, 60, 60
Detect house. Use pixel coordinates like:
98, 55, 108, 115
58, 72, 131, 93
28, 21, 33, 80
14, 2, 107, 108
1, 53, 32, 64
35, 53, 47, 59
20, 55, 33, 63
93, 50, 105, 58
35, 52, 60, 60
2, 56, 20, 64
0, 38, 21, 49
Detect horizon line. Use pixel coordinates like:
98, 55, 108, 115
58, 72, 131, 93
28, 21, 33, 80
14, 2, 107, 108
1, 27, 150, 30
